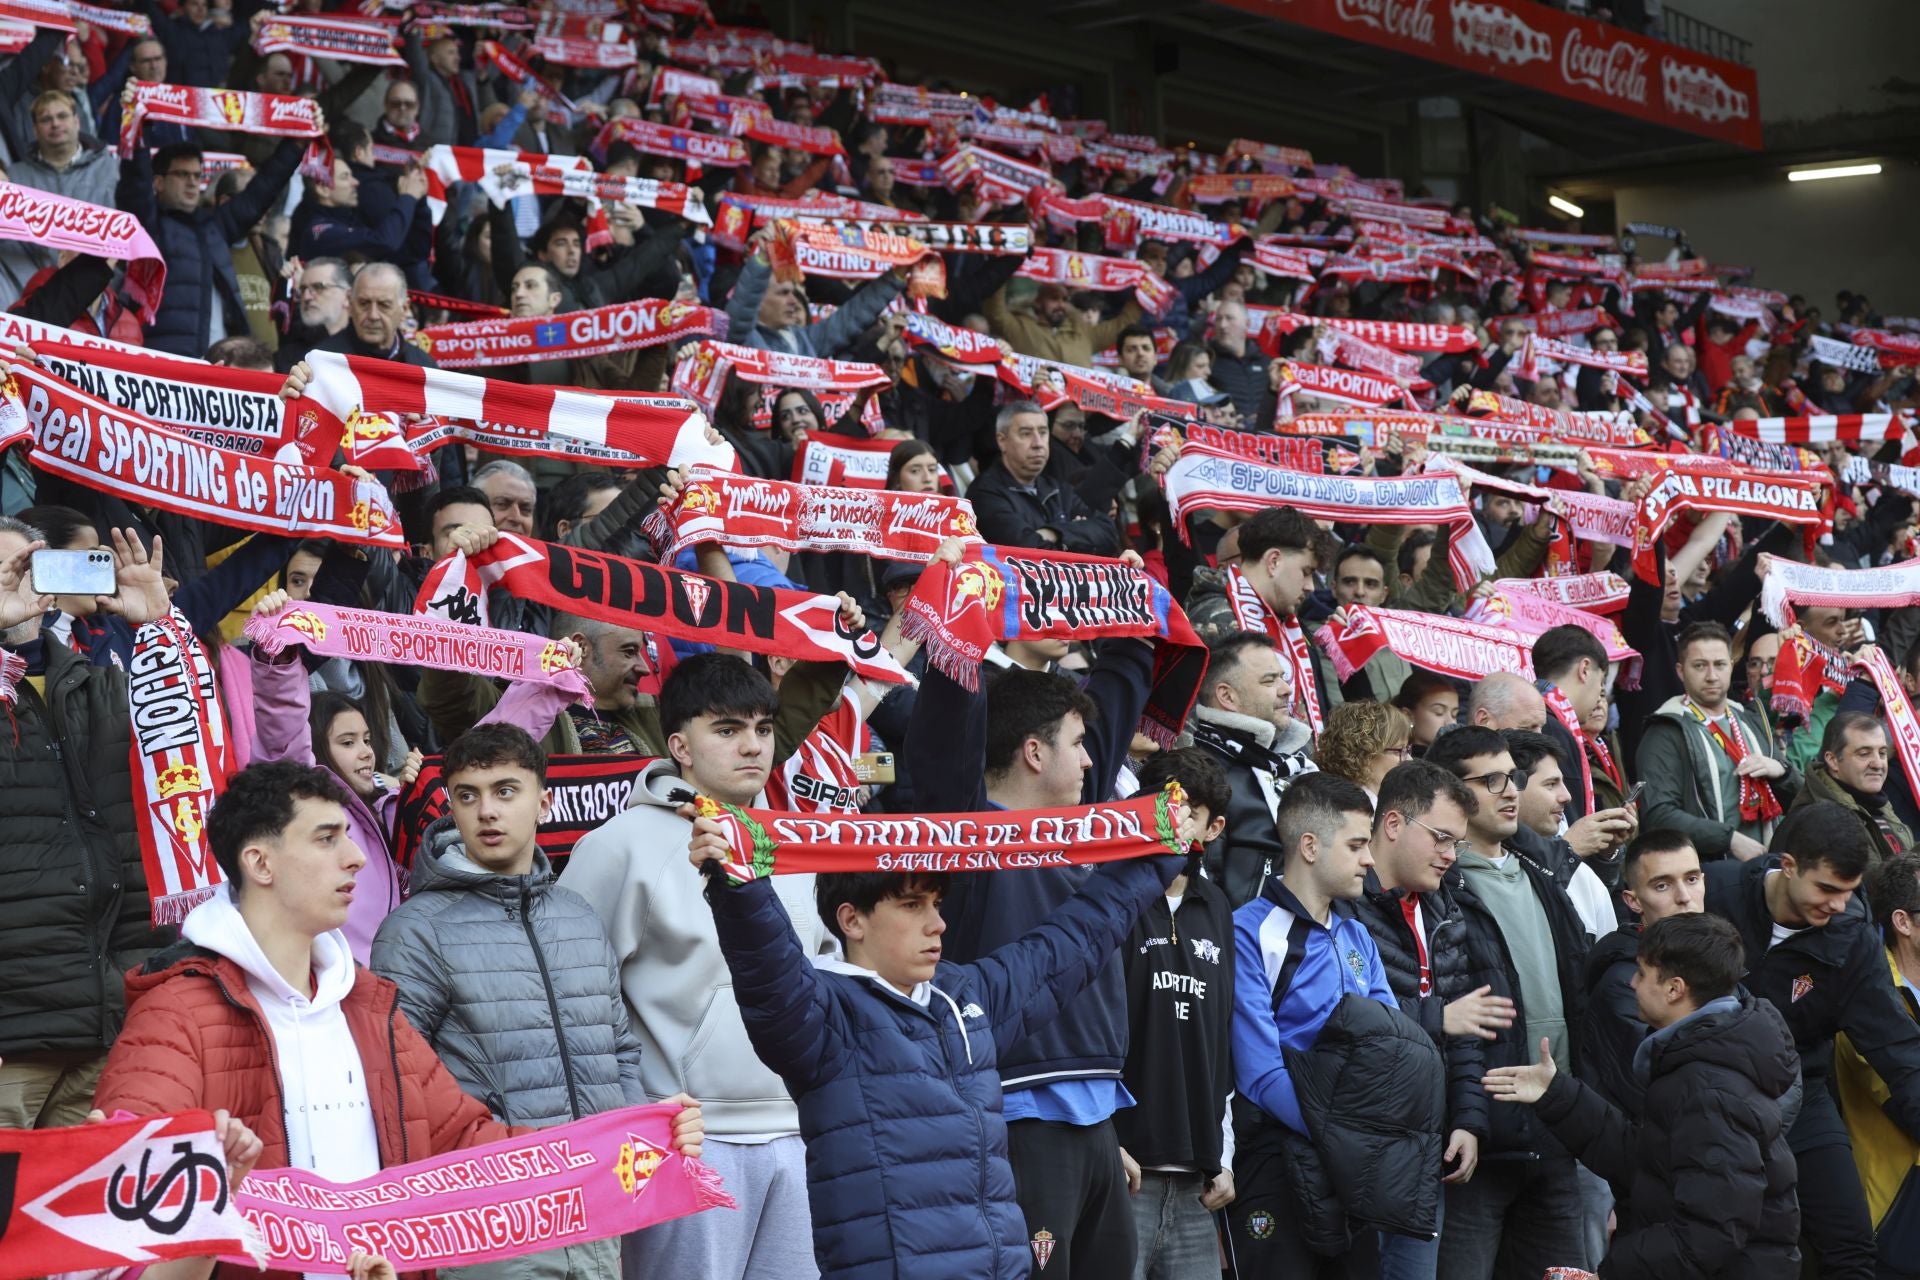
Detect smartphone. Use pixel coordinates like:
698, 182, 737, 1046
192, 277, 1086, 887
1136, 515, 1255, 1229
31, 548, 115, 597
1623, 780, 1647, 807
854, 752, 896, 785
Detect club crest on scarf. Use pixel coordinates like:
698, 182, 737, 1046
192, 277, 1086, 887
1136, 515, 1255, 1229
946, 559, 1006, 626
613, 1133, 668, 1197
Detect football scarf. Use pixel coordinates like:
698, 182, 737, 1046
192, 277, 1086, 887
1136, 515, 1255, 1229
252, 13, 402, 65
130, 608, 232, 927
1516, 334, 1648, 380
246, 602, 593, 702
120, 82, 330, 182
531, 26, 639, 69
1001, 352, 1187, 422
1248, 242, 1322, 283
1222, 564, 1323, 737
1185, 173, 1297, 203
1495, 571, 1632, 614
1808, 334, 1883, 376
791, 433, 921, 489
418, 298, 728, 369
1682, 697, 1782, 825
670, 340, 890, 411
480, 39, 578, 122
790, 216, 1032, 257
648, 467, 980, 560
4, 361, 404, 548
1489, 309, 1612, 340
902, 545, 1207, 745
1161, 444, 1496, 589
396, 753, 647, 875
1453, 388, 1653, 449
1275, 360, 1417, 411
1852, 329, 1920, 369
1544, 683, 1622, 806
421, 144, 593, 218
417, 534, 911, 684
1226, 138, 1314, 170
1315, 604, 1534, 684
0, 1110, 263, 1280
1854, 644, 1920, 806
1017, 246, 1177, 315
1422, 455, 1636, 549
488, 165, 712, 226
592, 118, 748, 174
1760, 557, 1920, 629
0, 0, 148, 34
1720, 413, 1910, 445
901, 310, 1007, 366
694, 785, 1189, 884
1630, 467, 1829, 584
738, 115, 846, 160
1159, 417, 1331, 473
234, 1104, 731, 1272
299, 351, 730, 473
0, 187, 166, 324
1770, 625, 1847, 726
1512, 227, 1617, 248
939, 144, 1056, 206
1699, 425, 1820, 475
768, 218, 944, 297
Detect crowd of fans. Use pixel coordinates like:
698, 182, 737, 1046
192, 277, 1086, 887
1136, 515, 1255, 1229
2, 3, 1919, 1280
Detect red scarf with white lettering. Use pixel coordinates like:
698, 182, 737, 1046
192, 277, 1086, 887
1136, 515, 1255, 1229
1683, 697, 1781, 824
593, 118, 747, 178
768, 219, 944, 297
1017, 246, 1178, 316
1495, 572, 1632, 614
418, 534, 910, 684
130, 608, 233, 925
670, 339, 890, 411
1854, 645, 1920, 809
252, 13, 403, 65
1630, 467, 1830, 583
1224, 564, 1323, 737
694, 786, 1188, 884
1516, 334, 1648, 380
120, 82, 332, 183
905, 545, 1207, 745
1490, 309, 1613, 340
1315, 604, 1533, 685
418, 298, 727, 369
647, 468, 980, 561
1275, 360, 1417, 411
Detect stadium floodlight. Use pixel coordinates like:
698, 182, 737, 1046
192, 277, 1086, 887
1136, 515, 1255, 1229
1788, 163, 1882, 183
1547, 195, 1585, 219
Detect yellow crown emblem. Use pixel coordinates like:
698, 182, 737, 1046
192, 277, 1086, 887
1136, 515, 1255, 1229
155, 763, 204, 800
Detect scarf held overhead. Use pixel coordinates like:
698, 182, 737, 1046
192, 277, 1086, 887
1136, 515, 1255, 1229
121, 82, 330, 181
1316, 605, 1535, 684
417, 534, 910, 684
650, 467, 980, 561
418, 299, 728, 369
695, 785, 1188, 883
1631, 468, 1829, 584
0, 187, 166, 324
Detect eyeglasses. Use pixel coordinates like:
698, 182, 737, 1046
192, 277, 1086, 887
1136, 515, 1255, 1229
1377, 744, 1412, 760
164, 169, 206, 182
1405, 815, 1470, 857
1460, 768, 1530, 796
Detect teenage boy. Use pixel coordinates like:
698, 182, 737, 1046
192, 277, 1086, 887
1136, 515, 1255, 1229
684, 787, 1197, 1278
1115, 748, 1238, 1279
1706, 802, 1920, 1280
373, 723, 673, 1280
1228, 772, 1445, 1278
1353, 760, 1508, 1280
1580, 831, 1704, 1115
561, 653, 843, 1280
94, 762, 703, 1280
1483, 913, 1801, 1278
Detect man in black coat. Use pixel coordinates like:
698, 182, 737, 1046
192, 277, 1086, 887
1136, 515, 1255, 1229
966, 400, 1120, 555
1484, 912, 1802, 1279
1707, 803, 1920, 1280
1355, 760, 1509, 1275
120, 137, 307, 358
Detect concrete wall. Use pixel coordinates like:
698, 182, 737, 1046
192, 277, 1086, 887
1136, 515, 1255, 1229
1673, 0, 1920, 126
1613, 160, 1919, 312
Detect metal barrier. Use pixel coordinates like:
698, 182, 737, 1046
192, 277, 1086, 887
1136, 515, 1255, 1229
1660, 7, 1752, 66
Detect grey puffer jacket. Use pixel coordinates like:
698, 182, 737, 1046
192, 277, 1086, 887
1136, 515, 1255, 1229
369, 819, 645, 1129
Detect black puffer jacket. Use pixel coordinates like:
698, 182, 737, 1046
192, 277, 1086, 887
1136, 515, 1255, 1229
1191, 704, 1315, 909
1579, 925, 1644, 1115
1448, 840, 1591, 1159
1354, 873, 1490, 1140
1535, 991, 1801, 1279
0, 640, 167, 1056
1271, 992, 1447, 1251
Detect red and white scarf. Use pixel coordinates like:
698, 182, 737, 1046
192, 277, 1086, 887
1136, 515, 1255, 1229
1851, 329, 1920, 368
1544, 682, 1623, 805
422, 143, 592, 218
938, 144, 1056, 206
1770, 626, 1847, 726
1002, 351, 1187, 421
1223, 564, 1323, 736
1226, 138, 1314, 169
649, 467, 979, 561
0, 1109, 263, 1276
711, 190, 925, 250
1683, 696, 1782, 824
1512, 227, 1617, 249
1248, 242, 1322, 283
0, 187, 166, 325
6, 362, 404, 548
1760, 557, 1920, 629
1631, 467, 1830, 583
594, 118, 749, 177
791, 434, 935, 489
246, 602, 593, 702
1495, 571, 1631, 614
419, 298, 727, 369
793, 216, 1032, 257
1721, 412, 1911, 445
768, 218, 944, 297
650, 65, 722, 102
1469, 589, 1638, 673
901, 310, 1006, 366
130, 608, 233, 926
120, 82, 330, 182
419, 535, 910, 683
1854, 645, 1920, 807
532, 26, 638, 68
500, 165, 713, 226
1165, 417, 1329, 473
670, 339, 889, 411
1490, 308, 1613, 340
1422, 454, 1636, 549
253, 13, 402, 65
1455, 388, 1653, 449
1018, 246, 1177, 316
480, 39, 578, 122
1274, 360, 1417, 411
738, 115, 847, 160
1186, 172, 1297, 203
1305, 317, 1482, 354
1316, 604, 1533, 685
1699, 425, 1821, 475
301, 351, 730, 473
1162, 444, 1496, 589
1516, 334, 1648, 380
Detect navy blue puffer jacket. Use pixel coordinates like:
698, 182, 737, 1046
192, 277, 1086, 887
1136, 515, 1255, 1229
708, 853, 1179, 1279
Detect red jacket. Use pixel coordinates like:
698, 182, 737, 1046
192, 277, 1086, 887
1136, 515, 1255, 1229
95, 943, 515, 1277
1696, 313, 1760, 395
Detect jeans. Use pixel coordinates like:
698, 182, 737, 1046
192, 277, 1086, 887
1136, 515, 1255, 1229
1130, 1171, 1220, 1280
1436, 1156, 1588, 1280
1379, 1190, 1443, 1280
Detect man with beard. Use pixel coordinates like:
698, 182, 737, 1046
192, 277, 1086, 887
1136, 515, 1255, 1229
274, 257, 351, 372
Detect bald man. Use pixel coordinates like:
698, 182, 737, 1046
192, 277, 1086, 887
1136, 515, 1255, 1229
1468, 672, 1548, 734
316, 263, 437, 367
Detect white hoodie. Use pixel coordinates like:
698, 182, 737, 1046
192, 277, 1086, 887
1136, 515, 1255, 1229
181, 890, 382, 1185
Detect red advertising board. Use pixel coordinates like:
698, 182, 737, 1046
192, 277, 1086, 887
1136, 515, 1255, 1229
1216, 0, 1761, 150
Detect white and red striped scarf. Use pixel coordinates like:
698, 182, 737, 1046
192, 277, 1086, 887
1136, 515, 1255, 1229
253, 13, 402, 65
1722, 412, 1911, 445
1517, 334, 1648, 380
120, 82, 330, 182
0, 186, 166, 325
671, 339, 890, 411
1855, 645, 1920, 809
1760, 557, 1920, 629
419, 298, 727, 369
1495, 571, 1631, 614
648, 467, 979, 560
1018, 246, 1177, 317
129, 607, 232, 926
422, 144, 591, 218
1223, 564, 1322, 737
1162, 443, 1495, 589
302, 351, 730, 472
1317, 604, 1533, 685
1632, 468, 1829, 584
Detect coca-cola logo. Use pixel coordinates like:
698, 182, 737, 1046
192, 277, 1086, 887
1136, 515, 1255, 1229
1333, 0, 1436, 45
1451, 1, 1550, 67
1560, 27, 1648, 103
1661, 58, 1749, 124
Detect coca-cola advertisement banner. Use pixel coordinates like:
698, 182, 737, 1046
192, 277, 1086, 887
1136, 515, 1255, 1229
1221, 0, 1760, 149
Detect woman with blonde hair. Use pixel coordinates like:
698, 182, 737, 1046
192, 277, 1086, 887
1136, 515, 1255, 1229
1314, 699, 1412, 803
